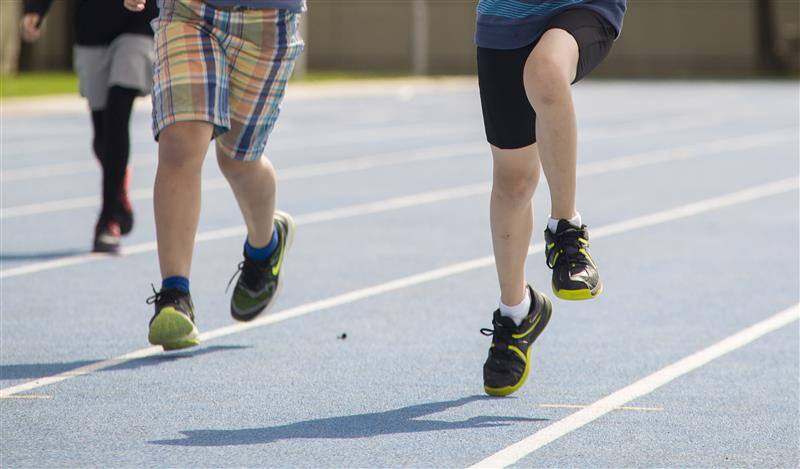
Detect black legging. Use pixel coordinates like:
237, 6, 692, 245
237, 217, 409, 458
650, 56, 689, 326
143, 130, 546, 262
90, 85, 138, 220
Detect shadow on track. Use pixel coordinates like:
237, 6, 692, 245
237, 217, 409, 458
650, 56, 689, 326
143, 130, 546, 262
0, 345, 250, 380
152, 395, 548, 446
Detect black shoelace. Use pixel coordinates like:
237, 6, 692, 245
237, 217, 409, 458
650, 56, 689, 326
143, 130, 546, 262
481, 322, 515, 360
226, 258, 269, 292
145, 285, 183, 306
547, 227, 591, 270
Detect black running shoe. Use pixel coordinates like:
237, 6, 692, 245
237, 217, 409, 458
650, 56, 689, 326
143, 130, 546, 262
229, 210, 295, 322
93, 217, 121, 254
482, 286, 552, 396
544, 220, 602, 300
147, 287, 200, 351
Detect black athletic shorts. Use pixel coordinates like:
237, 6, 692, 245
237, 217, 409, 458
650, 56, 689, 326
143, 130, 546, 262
477, 8, 617, 149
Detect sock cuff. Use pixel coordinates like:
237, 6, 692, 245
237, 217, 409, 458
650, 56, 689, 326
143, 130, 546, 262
162, 275, 190, 293
548, 212, 582, 232
244, 229, 279, 261
499, 287, 532, 325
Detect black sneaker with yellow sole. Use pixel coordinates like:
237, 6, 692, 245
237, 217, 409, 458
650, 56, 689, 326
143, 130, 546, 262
147, 287, 200, 351
544, 220, 602, 300
482, 285, 552, 396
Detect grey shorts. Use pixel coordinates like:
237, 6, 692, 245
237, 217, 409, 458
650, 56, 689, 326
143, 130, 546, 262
73, 33, 155, 110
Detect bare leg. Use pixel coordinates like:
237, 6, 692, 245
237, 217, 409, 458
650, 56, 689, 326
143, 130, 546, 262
490, 144, 541, 306
216, 146, 277, 248
524, 28, 579, 221
154, 122, 213, 278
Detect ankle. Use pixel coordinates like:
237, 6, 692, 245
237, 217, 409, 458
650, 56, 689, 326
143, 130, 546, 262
548, 212, 581, 232
499, 286, 531, 326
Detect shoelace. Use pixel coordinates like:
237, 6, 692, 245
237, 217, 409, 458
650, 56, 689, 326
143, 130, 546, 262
547, 227, 591, 270
226, 258, 269, 293
145, 284, 182, 306
481, 322, 515, 360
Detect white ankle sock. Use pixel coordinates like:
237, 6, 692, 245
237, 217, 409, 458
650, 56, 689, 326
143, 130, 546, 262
499, 288, 531, 326
548, 212, 582, 233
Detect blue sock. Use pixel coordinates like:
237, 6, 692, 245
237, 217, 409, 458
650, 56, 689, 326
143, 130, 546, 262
162, 276, 190, 293
244, 229, 279, 261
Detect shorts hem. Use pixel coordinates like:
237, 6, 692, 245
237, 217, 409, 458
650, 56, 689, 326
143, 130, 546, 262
107, 80, 152, 97
152, 112, 228, 141
487, 138, 537, 150
215, 136, 269, 162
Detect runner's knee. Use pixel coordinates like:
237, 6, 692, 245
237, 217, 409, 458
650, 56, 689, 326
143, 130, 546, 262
157, 122, 212, 169
493, 153, 540, 201
524, 53, 571, 107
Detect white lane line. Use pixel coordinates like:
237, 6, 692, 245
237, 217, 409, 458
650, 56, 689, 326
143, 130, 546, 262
0, 142, 483, 218
0, 177, 796, 398
0, 124, 481, 182
576, 129, 794, 176
1, 129, 796, 279
0, 195, 103, 218
0, 159, 105, 182
538, 404, 663, 412
470, 303, 800, 468
1, 107, 789, 183
1, 129, 793, 219
0, 120, 475, 180
579, 109, 784, 141
0, 182, 490, 279
1, 120, 478, 169
0, 395, 53, 399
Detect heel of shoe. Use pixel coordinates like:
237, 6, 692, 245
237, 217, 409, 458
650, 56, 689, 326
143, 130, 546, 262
148, 307, 200, 350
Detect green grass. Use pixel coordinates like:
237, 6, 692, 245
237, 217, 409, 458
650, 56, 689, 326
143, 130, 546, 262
2, 69, 797, 99
0, 72, 79, 99
0, 70, 417, 99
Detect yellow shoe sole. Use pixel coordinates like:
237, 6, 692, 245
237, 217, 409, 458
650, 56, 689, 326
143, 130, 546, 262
553, 282, 603, 301
148, 307, 200, 351
484, 345, 534, 397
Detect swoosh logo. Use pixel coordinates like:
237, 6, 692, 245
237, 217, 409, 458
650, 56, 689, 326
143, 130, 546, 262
271, 240, 285, 276
512, 314, 541, 339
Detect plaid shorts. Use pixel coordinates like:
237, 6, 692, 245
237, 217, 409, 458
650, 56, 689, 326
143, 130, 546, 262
151, 0, 304, 160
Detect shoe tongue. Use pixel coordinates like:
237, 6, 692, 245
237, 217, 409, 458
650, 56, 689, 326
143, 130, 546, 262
556, 218, 581, 233
493, 310, 519, 329
243, 253, 271, 267
160, 287, 187, 303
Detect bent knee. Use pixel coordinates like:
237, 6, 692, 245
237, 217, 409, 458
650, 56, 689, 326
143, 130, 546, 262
524, 53, 573, 107
217, 151, 273, 179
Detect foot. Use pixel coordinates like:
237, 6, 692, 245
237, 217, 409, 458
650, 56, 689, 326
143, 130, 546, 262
147, 287, 200, 351
117, 167, 134, 235
229, 210, 295, 322
482, 285, 552, 396
544, 220, 602, 300
93, 217, 121, 253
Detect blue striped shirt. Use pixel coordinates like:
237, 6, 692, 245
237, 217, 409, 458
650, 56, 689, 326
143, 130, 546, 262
476, 0, 625, 49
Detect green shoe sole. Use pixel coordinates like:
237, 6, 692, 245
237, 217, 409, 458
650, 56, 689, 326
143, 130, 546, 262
161, 338, 201, 351
148, 307, 200, 351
